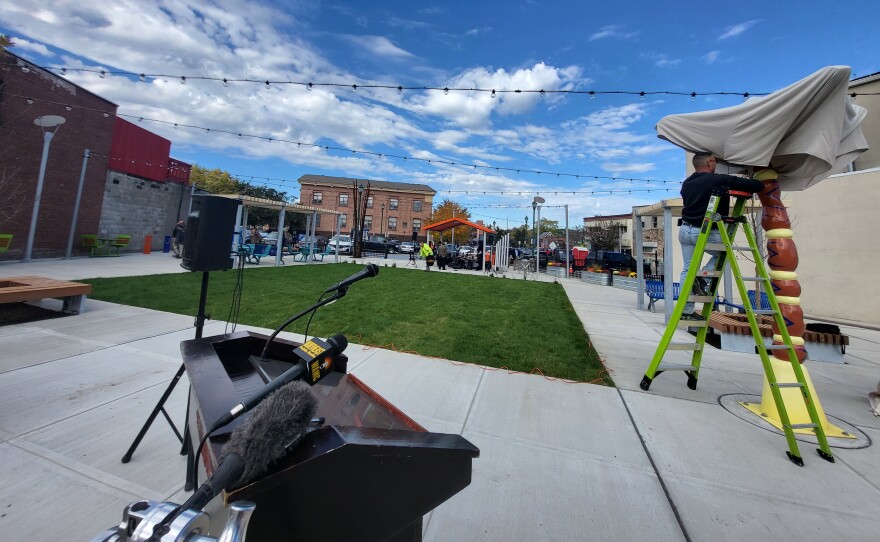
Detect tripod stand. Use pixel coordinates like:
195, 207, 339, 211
122, 271, 211, 490
406, 250, 418, 268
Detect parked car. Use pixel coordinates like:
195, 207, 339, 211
328, 235, 352, 254
399, 241, 416, 253
585, 251, 651, 274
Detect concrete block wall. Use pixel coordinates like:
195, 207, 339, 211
99, 171, 189, 252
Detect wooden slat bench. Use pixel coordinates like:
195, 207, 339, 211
0, 276, 92, 314
708, 311, 848, 363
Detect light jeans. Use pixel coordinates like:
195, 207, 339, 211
679, 224, 722, 313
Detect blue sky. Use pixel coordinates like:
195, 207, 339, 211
1, 0, 876, 227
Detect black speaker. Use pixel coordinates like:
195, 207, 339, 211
411, 231, 418, 242
181, 195, 240, 272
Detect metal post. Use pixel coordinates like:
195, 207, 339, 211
565, 204, 570, 278
275, 204, 286, 266
634, 209, 645, 309
663, 206, 674, 323
25, 120, 64, 261
65, 149, 90, 259
335, 214, 341, 263
536, 205, 541, 273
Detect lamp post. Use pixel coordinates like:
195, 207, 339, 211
380, 203, 385, 238
533, 196, 545, 272
355, 184, 364, 257
25, 115, 66, 261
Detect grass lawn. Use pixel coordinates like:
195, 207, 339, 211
83, 263, 611, 384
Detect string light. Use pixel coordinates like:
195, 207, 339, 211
99, 70, 105, 78
8, 92, 683, 186
139, 73, 146, 82
180, 76, 186, 85
12, 63, 879, 98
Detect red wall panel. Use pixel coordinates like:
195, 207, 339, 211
109, 117, 172, 182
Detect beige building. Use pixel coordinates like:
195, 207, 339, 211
635, 71, 880, 326
297, 175, 436, 241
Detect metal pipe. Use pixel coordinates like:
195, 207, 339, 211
65, 149, 90, 259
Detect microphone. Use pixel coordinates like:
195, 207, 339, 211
210, 334, 347, 433
151, 382, 317, 540
220, 380, 318, 489
324, 264, 379, 293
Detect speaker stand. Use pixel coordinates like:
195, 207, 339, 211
121, 272, 210, 491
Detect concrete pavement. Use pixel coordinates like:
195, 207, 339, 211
1, 253, 878, 541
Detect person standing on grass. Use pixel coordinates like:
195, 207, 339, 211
436, 242, 448, 270
419, 242, 434, 271
679, 152, 763, 320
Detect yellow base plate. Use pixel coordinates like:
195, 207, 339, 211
740, 401, 855, 439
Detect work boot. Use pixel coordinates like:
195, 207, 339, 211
692, 277, 710, 296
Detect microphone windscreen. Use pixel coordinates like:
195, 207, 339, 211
368, 263, 379, 276
327, 333, 348, 354
220, 380, 317, 489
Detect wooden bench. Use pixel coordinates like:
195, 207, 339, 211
708, 311, 849, 363
0, 276, 92, 314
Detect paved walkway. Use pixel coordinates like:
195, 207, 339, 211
1, 254, 878, 541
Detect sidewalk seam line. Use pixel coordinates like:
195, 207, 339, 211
617, 388, 692, 542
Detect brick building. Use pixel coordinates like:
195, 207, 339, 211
0, 50, 116, 260
0, 50, 192, 259
298, 174, 436, 242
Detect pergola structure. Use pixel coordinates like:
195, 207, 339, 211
216, 194, 343, 265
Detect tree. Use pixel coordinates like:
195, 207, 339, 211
583, 220, 624, 252
189, 164, 304, 231
431, 199, 471, 244
0, 35, 13, 50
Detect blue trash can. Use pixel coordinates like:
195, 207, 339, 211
163, 235, 172, 253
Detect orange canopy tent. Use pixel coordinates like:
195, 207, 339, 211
421, 217, 494, 234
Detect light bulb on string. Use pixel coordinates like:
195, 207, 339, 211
589, 91, 596, 99
397, 86, 403, 95
99, 70, 106, 78
222, 78, 229, 87
60, 67, 67, 75
690, 92, 696, 102
180, 76, 186, 85
307, 82, 313, 91
639, 91, 645, 100
490, 89, 496, 98
443, 87, 449, 95
265, 80, 270, 89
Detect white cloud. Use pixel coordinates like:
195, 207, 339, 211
8, 36, 55, 56
408, 62, 583, 129
589, 24, 638, 41
640, 52, 681, 68
601, 162, 656, 174
342, 35, 415, 59
719, 19, 762, 40
702, 50, 720, 64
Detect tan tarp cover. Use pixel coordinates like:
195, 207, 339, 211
656, 66, 869, 191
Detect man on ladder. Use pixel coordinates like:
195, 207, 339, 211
641, 155, 835, 466
678, 152, 763, 320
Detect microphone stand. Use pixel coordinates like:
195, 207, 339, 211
257, 287, 348, 361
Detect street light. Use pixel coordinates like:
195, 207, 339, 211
25, 115, 66, 261
380, 203, 385, 237
533, 196, 545, 272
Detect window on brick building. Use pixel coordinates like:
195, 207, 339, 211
366, 196, 373, 209
340, 214, 347, 227
339, 194, 348, 206
314, 214, 321, 227
413, 200, 423, 212
312, 192, 323, 205
388, 217, 397, 230
364, 215, 372, 230
412, 219, 421, 232
389, 198, 398, 210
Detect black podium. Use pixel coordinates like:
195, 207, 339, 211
182, 331, 479, 542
